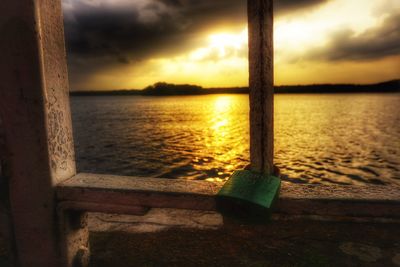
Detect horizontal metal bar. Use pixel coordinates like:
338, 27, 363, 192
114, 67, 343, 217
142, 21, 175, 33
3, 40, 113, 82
57, 173, 400, 220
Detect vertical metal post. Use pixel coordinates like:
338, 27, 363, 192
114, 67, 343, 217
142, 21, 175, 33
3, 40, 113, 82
248, 0, 274, 175
0, 1, 88, 266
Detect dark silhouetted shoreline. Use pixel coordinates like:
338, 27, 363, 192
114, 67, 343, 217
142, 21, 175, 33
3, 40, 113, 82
70, 79, 400, 96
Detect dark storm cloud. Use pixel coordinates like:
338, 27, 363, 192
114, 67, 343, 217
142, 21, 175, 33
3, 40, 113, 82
305, 12, 400, 61
156, 0, 182, 7
63, 0, 328, 62
275, 0, 329, 13
61, 0, 329, 87
64, 0, 243, 62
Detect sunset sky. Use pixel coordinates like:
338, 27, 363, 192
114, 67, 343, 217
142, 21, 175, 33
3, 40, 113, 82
62, 0, 400, 91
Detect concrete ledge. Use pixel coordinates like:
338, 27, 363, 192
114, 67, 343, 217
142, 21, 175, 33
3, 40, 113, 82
57, 173, 400, 221
88, 209, 223, 233
277, 182, 400, 219
57, 173, 220, 211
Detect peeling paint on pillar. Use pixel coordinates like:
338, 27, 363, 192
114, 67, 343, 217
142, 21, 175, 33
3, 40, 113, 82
46, 86, 75, 176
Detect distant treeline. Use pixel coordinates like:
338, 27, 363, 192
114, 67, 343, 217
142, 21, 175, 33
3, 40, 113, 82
71, 80, 400, 96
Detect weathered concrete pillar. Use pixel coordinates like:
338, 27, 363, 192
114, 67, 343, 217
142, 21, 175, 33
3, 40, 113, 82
248, 0, 274, 175
0, 1, 88, 266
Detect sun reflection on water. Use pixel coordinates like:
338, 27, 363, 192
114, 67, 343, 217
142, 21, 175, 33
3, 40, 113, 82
204, 96, 248, 183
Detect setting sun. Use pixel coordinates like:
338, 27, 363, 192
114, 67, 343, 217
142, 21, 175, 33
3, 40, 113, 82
208, 30, 247, 57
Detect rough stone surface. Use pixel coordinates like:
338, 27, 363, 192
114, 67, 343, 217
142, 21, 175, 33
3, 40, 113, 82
340, 242, 383, 262
1, 217, 399, 266
89, 209, 223, 233
393, 253, 400, 266
89, 220, 400, 267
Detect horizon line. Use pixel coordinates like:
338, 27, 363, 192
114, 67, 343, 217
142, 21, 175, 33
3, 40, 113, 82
71, 79, 400, 93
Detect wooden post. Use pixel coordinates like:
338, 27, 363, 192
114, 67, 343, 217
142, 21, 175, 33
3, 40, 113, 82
0, 1, 88, 266
248, 0, 274, 175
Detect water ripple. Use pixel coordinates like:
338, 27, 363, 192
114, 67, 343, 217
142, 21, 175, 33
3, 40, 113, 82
71, 93, 400, 185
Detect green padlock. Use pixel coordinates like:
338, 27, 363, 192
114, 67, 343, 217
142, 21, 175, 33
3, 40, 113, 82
216, 170, 281, 222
